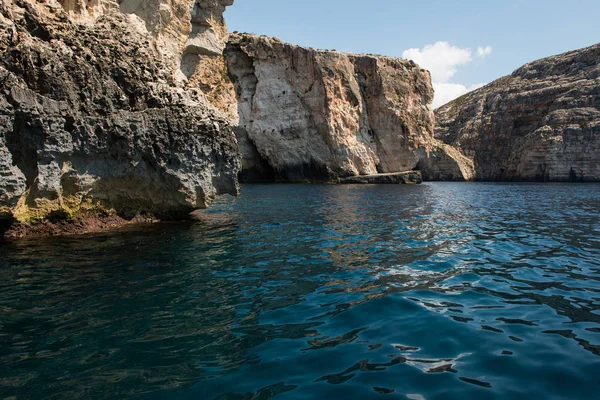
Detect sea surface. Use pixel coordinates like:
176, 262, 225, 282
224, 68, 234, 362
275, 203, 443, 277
1, 183, 600, 400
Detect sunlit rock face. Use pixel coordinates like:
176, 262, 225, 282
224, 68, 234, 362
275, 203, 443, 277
0, 0, 239, 226
435, 43, 600, 182
57, 0, 239, 115
225, 33, 473, 182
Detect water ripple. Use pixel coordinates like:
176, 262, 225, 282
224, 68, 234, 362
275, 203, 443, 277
1, 183, 600, 399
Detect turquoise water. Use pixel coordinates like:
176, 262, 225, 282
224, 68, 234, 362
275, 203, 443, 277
1, 183, 600, 399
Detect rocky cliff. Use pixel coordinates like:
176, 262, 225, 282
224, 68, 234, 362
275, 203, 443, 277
225, 34, 473, 182
0, 0, 239, 234
435, 43, 600, 182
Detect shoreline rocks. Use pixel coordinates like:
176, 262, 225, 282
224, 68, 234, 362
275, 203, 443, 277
0, 0, 240, 238
340, 171, 423, 184
4, 1, 595, 239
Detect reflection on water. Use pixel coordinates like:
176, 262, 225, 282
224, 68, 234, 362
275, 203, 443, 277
1, 183, 600, 399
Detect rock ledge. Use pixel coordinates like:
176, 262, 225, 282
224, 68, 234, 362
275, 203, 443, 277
340, 171, 422, 184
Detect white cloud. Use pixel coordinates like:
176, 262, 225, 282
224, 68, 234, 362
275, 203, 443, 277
477, 45, 492, 58
432, 82, 486, 109
402, 41, 492, 108
402, 41, 472, 83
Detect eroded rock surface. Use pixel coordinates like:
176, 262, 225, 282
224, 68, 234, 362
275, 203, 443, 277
340, 171, 422, 185
435, 43, 600, 182
225, 34, 473, 182
0, 0, 239, 230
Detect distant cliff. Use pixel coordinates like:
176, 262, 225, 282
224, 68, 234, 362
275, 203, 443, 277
225, 34, 473, 182
0, 0, 239, 235
435, 43, 600, 182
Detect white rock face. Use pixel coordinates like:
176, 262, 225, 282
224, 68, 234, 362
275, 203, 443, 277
226, 34, 473, 182
55, 0, 234, 85
57, 0, 116, 21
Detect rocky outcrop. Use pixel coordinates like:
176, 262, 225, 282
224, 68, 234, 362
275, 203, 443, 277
340, 171, 422, 184
0, 0, 239, 232
414, 145, 474, 181
225, 34, 473, 182
57, 0, 238, 116
435, 43, 600, 182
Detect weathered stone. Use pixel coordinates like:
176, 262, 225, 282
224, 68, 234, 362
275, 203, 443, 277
0, 0, 240, 229
340, 171, 423, 184
225, 34, 471, 183
435, 43, 600, 182
414, 145, 474, 181
181, 0, 237, 116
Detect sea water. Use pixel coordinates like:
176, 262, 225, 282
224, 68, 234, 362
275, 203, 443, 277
1, 183, 599, 399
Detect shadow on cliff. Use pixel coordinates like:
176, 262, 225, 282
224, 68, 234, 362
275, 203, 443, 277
0, 214, 16, 241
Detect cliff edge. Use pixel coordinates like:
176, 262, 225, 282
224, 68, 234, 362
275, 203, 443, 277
225, 33, 473, 182
435, 43, 600, 182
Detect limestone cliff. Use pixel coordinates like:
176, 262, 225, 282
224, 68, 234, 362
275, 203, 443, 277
435, 43, 600, 182
225, 34, 473, 182
0, 0, 239, 232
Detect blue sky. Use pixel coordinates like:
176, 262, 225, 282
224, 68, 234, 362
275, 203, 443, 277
225, 0, 600, 107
